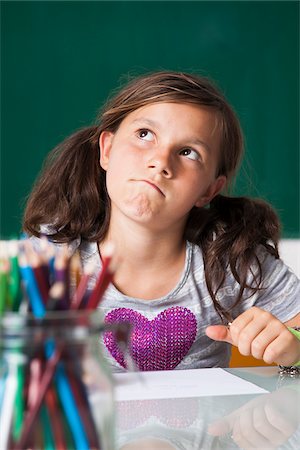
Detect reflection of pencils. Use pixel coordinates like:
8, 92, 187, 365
27, 358, 42, 409
0, 361, 18, 450
12, 364, 25, 441
55, 364, 89, 450
40, 405, 55, 450
45, 387, 67, 450
66, 365, 101, 449
15, 346, 63, 450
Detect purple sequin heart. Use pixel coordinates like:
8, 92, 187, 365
103, 307, 197, 371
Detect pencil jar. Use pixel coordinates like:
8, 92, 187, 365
0, 310, 121, 450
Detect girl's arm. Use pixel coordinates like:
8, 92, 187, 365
206, 307, 300, 366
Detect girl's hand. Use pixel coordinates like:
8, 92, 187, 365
205, 307, 300, 366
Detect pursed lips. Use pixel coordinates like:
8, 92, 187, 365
136, 179, 165, 197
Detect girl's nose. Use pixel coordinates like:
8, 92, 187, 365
147, 151, 173, 178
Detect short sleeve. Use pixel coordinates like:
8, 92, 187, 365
29, 225, 81, 255
236, 247, 300, 323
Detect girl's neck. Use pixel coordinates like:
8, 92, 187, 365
99, 217, 187, 299
101, 218, 186, 268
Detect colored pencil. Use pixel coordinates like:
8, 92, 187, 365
54, 246, 71, 309
41, 404, 55, 450
71, 262, 94, 310
12, 364, 25, 441
0, 258, 10, 315
18, 252, 45, 318
14, 345, 63, 450
2, 238, 119, 450
85, 243, 116, 310
0, 362, 18, 450
65, 364, 101, 449
55, 363, 90, 450
45, 387, 67, 450
7, 241, 22, 312
47, 281, 66, 311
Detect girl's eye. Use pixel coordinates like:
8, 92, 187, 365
137, 129, 154, 142
179, 148, 200, 161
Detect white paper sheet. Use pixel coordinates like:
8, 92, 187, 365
113, 368, 268, 401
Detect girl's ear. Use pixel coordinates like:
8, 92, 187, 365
194, 175, 227, 207
99, 131, 114, 170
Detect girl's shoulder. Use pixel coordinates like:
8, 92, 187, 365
29, 224, 82, 255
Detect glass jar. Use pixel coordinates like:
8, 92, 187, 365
0, 310, 125, 450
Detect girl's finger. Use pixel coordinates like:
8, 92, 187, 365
228, 309, 256, 345
263, 330, 298, 365
230, 308, 280, 356
250, 321, 284, 360
205, 325, 233, 344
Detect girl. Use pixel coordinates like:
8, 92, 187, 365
23, 71, 300, 372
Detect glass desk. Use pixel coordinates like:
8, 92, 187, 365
113, 367, 300, 450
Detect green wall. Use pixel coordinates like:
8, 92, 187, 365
1, 1, 299, 238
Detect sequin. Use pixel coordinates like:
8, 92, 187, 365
103, 306, 197, 371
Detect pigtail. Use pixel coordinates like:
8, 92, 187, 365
186, 195, 280, 321
23, 126, 110, 243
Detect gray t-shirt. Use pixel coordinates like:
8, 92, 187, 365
64, 239, 299, 373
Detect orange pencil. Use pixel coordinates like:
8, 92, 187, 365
71, 262, 95, 310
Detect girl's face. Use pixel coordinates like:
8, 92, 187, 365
100, 102, 226, 232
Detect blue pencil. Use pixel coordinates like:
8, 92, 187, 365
55, 365, 90, 450
18, 254, 45, 318
45, 340, 89, 450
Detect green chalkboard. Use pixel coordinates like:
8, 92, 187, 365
1, 1, 299, 238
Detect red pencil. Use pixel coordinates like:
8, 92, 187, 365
85, 243, 116, 310
65, 365, 101, 449
24, 241, 49, 305
45, 387, 67, 450
14, 346, 63, 450
14, 243, 117, 449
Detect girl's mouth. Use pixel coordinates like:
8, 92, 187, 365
140, 180, 165, 197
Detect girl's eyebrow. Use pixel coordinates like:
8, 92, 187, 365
131, 118, 158, 127
189, 138, 211, 152
131, 118, 211, 152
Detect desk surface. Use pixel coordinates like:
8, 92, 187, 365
113, 367, 300, 450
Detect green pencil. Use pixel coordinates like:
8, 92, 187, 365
12, 364, 25, 441
8, 240, 22, 311
0, 260, 10, 315
41, 404, 55, 450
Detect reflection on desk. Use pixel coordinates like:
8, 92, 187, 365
113, 367, 300, 450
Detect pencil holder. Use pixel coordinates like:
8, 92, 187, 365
0, 310, 126, 450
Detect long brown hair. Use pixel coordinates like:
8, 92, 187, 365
23, 71, 280, 320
